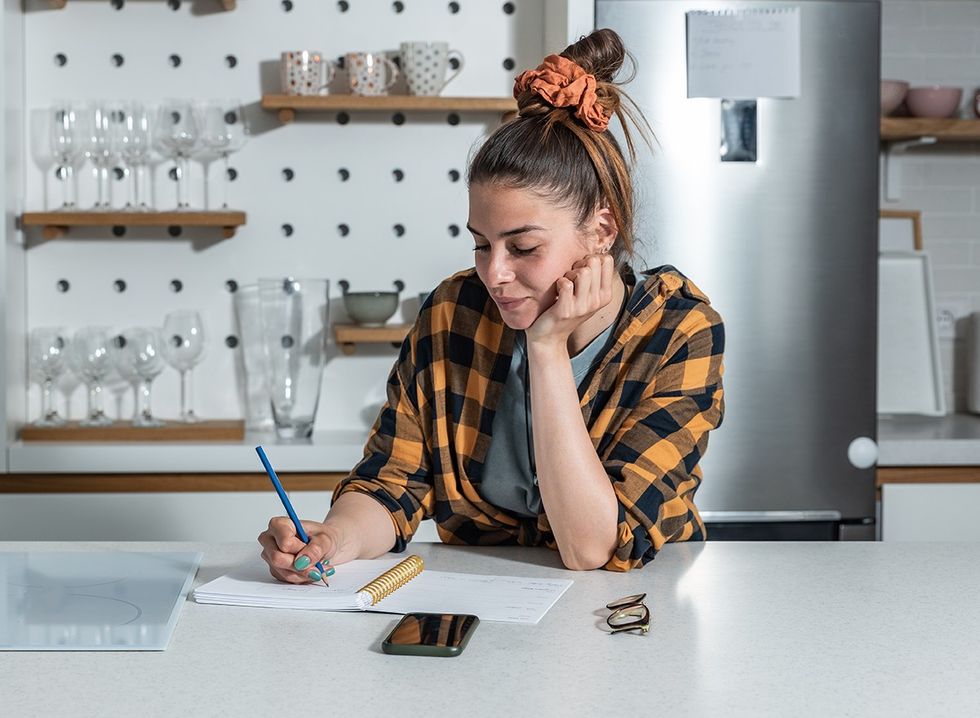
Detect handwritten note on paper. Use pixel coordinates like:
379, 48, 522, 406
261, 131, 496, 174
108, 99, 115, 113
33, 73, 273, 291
686, 7, 801, 99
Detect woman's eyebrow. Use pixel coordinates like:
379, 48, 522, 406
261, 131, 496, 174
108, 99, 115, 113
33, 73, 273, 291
465, 222, 547, 238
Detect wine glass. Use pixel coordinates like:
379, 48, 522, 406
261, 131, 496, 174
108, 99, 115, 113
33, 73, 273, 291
199, 100, 249, 209
48, 103, 83, 211
81, 104, 126, 209
66, 326, 114, 427
111, 328, 166, 427
161, 310, 206, 422
155, 100, 200, 210
28, 327, 70, 426
119, 102, 154, 211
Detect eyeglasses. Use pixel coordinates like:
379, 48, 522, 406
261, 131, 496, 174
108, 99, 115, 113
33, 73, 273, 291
605, 593, 650, 634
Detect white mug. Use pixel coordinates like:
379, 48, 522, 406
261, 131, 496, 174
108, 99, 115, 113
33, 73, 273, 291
346, 52, 400, 96
399, 42, 464, 96
281, 51, 337, 96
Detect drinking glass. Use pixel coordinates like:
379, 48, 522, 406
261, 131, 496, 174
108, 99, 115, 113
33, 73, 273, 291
155, 100, 199, 210
161, 310, 206, 422
28, 327, 70, 426
199, 100, 249, 209
112, 328, 166, 427
233, 285, 274, 431
81, 104, 125, 209
119, 101, 154, 211
257, 278, 330, 441
48, 103, 83, 210
66, 326, 114, 427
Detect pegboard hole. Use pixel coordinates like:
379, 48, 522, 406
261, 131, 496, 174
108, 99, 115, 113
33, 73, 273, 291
170, 279, 184, 293
281, 0, 293, 11
393, 224, 406, 237
225, 335, 239, 349
337, 112, 350, 125
54, 54, 67, 67
393, 1, 404, 12
167, 0, 181, 9
225, 55, 238, 69
449, 2, 460, 13
225, 279, 239, 293
112, 166, 126, 181
447, 113, 460, 126
111, 0, 124, 9
449, 57, 461, 71
392, 113, 406, 126
337, 224, 350, 237
448, 224, 460, 237
111, 226, 126, 237
338, 168, 350, 182
111, 53, 124, 68
169, 54, 182, 68
502, 58, 516, 71
282, 168, 295, 182
224, 110, 238, 125
54, 166, 67, 181
169, 167, 179, 181
227, 167, 238, 181
503, 2, 515, 14
448, 169, 461, 182
113, 335, 127, 350
168, 225, 183, 237
113, 279, 127, 293
56, 279, 70, 293
338, 0, 350, 11
281, 223, 294, 237
392, 169, 405, 182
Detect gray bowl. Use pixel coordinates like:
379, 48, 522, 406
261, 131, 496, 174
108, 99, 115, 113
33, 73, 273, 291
339, 279, 405, 326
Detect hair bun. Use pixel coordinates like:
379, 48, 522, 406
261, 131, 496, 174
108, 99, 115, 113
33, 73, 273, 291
560, 28, 629, 84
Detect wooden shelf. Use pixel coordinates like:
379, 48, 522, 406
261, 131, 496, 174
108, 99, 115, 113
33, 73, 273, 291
20, 210, 247, 240
881, 117, 980, 142
20, 419, 246, 442
50, 0, 235, 9
261, 94, 518, 123
334, 323, 411, 355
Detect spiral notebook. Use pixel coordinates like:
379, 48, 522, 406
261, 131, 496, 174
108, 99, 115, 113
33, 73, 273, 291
193, 554, 572, 625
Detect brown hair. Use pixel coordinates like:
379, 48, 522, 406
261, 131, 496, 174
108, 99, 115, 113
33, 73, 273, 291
467, 28, 654, 267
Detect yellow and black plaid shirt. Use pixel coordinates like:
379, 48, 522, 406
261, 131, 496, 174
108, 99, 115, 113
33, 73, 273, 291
333, 264, 725, 571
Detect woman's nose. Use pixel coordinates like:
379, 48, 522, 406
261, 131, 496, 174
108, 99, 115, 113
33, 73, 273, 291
486, 251, 515, 284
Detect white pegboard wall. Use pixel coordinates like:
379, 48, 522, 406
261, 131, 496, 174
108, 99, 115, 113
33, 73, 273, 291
20, 0, 554, 429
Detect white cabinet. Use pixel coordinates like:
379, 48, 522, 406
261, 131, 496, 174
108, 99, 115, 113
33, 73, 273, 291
881, 483, 980, 541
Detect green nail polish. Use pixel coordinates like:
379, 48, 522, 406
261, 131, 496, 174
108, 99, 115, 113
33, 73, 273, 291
294, 555, 311, 570
326, 567, 335, 577
308, 570, 321, 582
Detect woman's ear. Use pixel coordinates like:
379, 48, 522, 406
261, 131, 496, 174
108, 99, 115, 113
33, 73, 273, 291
594, 205, 618, 253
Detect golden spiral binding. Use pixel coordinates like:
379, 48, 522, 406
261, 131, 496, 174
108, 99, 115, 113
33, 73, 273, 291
358, 555, 424, 605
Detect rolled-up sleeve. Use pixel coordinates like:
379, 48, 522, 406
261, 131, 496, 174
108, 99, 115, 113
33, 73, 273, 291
331, 340, 434, 552
601, 309, 725, 571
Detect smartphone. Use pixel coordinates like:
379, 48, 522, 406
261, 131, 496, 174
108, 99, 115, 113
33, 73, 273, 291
381, 612, 479, 657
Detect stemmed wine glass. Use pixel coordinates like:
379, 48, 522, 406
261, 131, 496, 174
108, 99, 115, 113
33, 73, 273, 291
111, 328, 166, 427
161, 310, 206, 422
81, 104, 125, 209
66, 326, 114, 427
28, 327, 70, 426
155, 100, 199, 210
199, 100, 249, 209
48, 103, 83, 211
119, 102, 154, 211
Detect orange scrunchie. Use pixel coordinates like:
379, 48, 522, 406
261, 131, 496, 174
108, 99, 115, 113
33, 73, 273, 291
512, 54, 610, 132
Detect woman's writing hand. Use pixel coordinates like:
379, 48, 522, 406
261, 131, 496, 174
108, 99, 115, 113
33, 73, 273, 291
258, 518, 347, 584
525, 253, 616, 349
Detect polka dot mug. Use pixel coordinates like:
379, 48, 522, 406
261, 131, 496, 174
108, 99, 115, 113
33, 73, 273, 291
399, 42, 464, 97
280, 51, 338, 96
346, 52, 400, 96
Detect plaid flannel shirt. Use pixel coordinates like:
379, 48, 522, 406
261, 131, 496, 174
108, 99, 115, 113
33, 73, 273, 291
333, 264, 725, 571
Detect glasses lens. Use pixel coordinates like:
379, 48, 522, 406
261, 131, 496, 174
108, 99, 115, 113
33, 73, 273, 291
607, 604, 650, 633
606, 593, 646, 610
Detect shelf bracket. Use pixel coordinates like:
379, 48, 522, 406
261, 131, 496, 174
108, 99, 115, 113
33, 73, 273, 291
278, 108, 296, 124
882, 136, 937, 202
42, 225, 67, 241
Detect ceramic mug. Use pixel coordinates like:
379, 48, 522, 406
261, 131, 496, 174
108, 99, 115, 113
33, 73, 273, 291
346, 52, 400, 96
399, 42, 464, 96
281, 51, 337, 96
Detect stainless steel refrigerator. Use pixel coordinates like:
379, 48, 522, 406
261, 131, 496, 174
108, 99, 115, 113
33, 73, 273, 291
597, 0, 879, 539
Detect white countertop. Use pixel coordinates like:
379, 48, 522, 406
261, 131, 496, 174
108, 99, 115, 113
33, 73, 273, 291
2, 540, 979, 717
878, 412, 980, 466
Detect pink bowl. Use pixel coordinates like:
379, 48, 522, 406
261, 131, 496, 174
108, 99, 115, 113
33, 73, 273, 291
880, 80, 908, 116
906, 86, 963, 118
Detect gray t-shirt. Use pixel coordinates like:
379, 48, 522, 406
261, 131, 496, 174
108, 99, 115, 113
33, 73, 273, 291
480, 285, 639, 517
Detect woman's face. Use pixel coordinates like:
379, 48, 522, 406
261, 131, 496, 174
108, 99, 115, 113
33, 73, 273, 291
467, 182, 612, 330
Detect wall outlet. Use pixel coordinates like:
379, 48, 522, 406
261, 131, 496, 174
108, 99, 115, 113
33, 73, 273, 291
936, 301, 969, 340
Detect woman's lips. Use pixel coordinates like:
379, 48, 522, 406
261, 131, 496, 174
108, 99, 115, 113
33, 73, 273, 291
495, 297, 527, 310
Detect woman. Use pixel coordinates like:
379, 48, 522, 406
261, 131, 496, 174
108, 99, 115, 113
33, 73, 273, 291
259, 28, 725, 578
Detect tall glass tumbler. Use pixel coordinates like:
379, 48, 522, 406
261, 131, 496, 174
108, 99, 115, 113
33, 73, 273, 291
257, 278, 329, 441
233, 285, 274, 432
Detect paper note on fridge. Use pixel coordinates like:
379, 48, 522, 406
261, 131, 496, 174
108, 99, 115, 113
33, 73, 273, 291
686, 7, 801, 99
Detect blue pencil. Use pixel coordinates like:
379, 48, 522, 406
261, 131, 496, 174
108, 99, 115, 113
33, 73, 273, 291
255, 445, 329, 587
